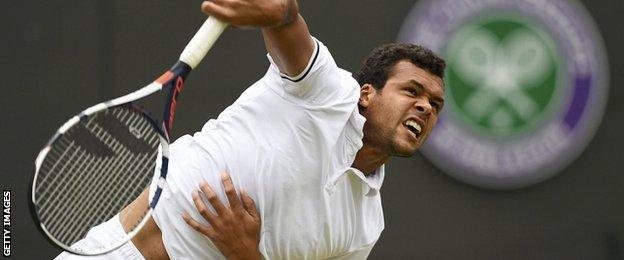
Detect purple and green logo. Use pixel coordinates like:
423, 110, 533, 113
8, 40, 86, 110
399, 0, 609, 189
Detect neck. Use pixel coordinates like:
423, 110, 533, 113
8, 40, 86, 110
351, 144, 390, 176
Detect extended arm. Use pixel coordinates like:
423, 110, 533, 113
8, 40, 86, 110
201, 0, 314, 76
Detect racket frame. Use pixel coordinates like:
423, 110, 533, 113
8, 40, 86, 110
30, 15, 227, 255
30, 84, 168, 255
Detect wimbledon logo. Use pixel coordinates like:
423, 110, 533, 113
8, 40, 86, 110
399, 0, 609, 189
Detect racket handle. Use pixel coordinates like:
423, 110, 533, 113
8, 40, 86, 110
180, 16, 227, 69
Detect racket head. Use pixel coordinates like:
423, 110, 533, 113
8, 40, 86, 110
30, 103, 167, 255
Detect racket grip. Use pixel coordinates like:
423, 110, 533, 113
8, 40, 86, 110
179, 16, 227, 69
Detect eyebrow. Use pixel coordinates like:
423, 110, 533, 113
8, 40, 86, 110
408, 79, 445, 102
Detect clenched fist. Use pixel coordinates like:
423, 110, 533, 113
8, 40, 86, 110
201, 0, 299, 28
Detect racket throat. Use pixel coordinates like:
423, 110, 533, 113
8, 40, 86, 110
162, 61, 192, 138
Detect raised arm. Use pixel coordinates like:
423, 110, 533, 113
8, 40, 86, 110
201, 0, 314, 76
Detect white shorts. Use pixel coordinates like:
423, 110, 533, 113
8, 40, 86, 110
54, 214, 145, 260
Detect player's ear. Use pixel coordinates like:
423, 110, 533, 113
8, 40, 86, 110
359, 84, 376, 108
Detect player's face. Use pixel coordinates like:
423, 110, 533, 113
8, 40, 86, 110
360, 60, 445, 156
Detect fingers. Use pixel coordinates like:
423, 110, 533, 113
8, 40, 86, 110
221, 172, 243, 212
191, 189, 220, 227
182, 212, 218, 238
198, 181, 227, 215
192, 172, 256, 223
200, 0, 288, 28
184, 172, 262, 259
201, 1, 235, 21
240, 188, 259, 220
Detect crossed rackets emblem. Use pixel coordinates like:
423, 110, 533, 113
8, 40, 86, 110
448, 25, 556, 132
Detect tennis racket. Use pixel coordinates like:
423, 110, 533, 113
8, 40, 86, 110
29, 16, 227, 255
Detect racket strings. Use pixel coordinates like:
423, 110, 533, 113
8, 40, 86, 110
39, 111, 128, 240
52, 137, 147, 243
49, 111, 150, 232
43, 112, 155, 244
37, 113, 118, 196
35, 107, 160, 246
38, 110, 131, 212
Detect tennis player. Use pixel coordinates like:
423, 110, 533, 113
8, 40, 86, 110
150, 0, 446, 257
55, 0, 445, 258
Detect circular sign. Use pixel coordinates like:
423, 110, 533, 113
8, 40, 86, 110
399, 0, 609, 189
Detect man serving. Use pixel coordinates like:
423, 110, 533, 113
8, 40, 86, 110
57, 0, 445, 258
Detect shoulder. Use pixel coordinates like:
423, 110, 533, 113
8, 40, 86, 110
266, 38, 360, 105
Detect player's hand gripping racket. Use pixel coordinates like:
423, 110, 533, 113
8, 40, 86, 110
29, 16, 227, 255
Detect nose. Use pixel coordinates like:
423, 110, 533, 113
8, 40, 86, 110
415, 99, 432, 115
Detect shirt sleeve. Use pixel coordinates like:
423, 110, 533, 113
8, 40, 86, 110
266, 38, 358, 105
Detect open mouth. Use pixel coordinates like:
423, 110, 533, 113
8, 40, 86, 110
403, 119, 422, 139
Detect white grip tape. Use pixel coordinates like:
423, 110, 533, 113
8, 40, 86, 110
179, 16, 227, 69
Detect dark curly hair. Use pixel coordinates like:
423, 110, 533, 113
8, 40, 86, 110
354, 43, 445, 89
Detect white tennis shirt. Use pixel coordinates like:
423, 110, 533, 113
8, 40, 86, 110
149, 39, 385, 259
